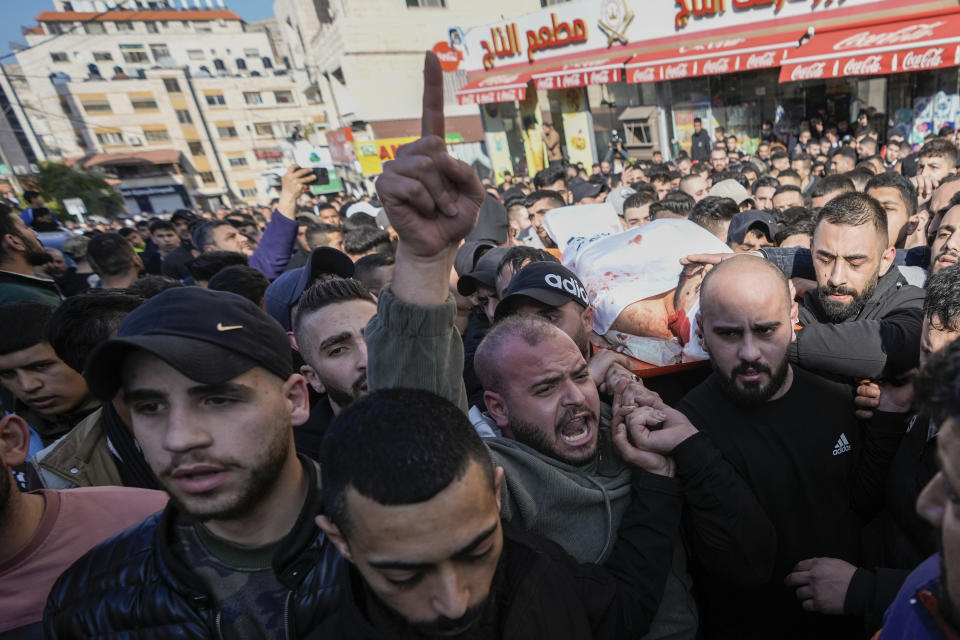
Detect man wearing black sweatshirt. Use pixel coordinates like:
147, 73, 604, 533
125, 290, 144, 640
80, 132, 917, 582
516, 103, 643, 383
615, 254, 907, 639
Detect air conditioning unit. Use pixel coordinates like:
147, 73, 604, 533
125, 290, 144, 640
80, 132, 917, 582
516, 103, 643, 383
128, 136, 144, 146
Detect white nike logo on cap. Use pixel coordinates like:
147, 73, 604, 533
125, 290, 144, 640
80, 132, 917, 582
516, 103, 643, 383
216, 323, 243, 332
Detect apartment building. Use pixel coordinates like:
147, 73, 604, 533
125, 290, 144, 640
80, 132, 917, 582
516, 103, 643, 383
9, 0, 329, 213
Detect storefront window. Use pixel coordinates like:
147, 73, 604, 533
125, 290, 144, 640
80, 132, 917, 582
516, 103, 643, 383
887, 68, 960, 147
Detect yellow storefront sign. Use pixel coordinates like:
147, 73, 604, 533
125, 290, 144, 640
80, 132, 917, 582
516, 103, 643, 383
354, 137, 419, 176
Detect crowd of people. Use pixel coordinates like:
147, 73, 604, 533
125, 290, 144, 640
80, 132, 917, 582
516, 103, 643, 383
2, 50, 960, 639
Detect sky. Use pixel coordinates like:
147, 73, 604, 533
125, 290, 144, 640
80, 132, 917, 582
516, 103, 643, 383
1, 0, 276, 60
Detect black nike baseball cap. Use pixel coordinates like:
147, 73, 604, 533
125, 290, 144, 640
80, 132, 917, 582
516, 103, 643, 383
84, 287, 292, 401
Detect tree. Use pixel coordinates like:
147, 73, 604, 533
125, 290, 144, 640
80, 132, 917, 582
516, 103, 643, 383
33, 161, 125, 220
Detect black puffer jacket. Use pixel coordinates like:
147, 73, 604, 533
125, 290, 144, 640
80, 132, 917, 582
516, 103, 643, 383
43, 457, 344, 639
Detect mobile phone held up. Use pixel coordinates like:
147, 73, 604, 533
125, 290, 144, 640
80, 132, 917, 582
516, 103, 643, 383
293, 146, 331, 187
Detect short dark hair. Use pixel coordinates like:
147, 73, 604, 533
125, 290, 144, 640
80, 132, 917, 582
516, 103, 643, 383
23, 190, 40, 203
689, 196, 739, 235
623, 191, 657, 212
533, 165, 567, 189
305, 222, 341, 248
320, 388, 494, 534
294, 278, 376, 354
148, 219, 175, 234
45, 290, 143, 373
792, 153, 814, 169
713, 170, 750, 189
0, 301, 55, 355
866, 171, 918, 218
86, 233, 137, 277
0, 210, 25, 261
810, 174, 856, 199
752, 176, 780, 194
915, 338, 960, 424
125, 275, 183, 298
524, 189, 564, 209
353, 252, 395, 288
344, 227, 391, 256
186, 251, 248, 282
919, 137, 959, 167
774, 219, 816, 245
774, 184, 802, 197
648, 170, 671, 185
815, 192, 888, 240
495, 246, 558, 281
776, 169, 801, 182
208, 265, 270, 307
924, 264, 960, 331
192, 220, 234, 251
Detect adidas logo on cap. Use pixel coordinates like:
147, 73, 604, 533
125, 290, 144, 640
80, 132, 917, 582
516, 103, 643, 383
544, 273, 589, 306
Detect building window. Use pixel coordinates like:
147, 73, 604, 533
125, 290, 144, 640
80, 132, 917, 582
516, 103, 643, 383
175, 109, 192, 124
262, 57, 273, 69
150, 44, 170, 60
131, 97, 159, 111
47, 23, 64, 35
236, 58, 247, 71
163, 78, 181, 93
199, 171, 216, 183
93, 51, 112, 61
145, 22, 159, 33
120, 44, 149, 63
240, 187, 258, 198
195, 22, 212, 33
84, 22, 106, 34
187, 49, 205, 60
406, 0, 446, 6
82, 100, 112, 113
188, 141, 205, 155
217, 125, 238, 138
254, 122, 274, 137
116, 22, 135, 32
96, 131, 124, 145
143, 128, 170, 142
274, 91, 294, 104
244, 91, 262, 105
213, 58, 226, 72
205, 94, 226, 106
50, 52, 69, 63
228, 156, 248, 167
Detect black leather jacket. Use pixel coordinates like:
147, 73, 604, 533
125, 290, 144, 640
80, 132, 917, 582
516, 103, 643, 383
43, 457, 344, 639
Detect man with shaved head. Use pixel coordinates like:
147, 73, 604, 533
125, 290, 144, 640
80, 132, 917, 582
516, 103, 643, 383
612, 254, 909, 639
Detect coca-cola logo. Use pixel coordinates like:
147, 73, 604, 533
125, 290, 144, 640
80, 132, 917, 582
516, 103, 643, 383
843, 55, 883, 76
834, 22, 943, 51
588, 70, 612, 84
702, 57, 730, 74
560, 73, 583, 88
664, 63, 689, 79
902, 47, 945, 71
790, 62, 826, 81
478, 73, 522, 87
631, 67, 656, 83
746, 51, 777, 69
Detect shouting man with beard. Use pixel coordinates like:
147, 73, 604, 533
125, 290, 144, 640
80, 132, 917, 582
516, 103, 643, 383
612, 254, 908, 639
0, 204, 61, 306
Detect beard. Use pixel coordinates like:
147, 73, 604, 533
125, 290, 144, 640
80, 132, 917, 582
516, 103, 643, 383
362, 551, 505, 640
507, 404, 597, 466
23, 236, 51, 266
714, 355, 790, 407
157, 418, 292, 522
323, 372, 367, 409
818, 273, 879, 323
571, 321, 589, 358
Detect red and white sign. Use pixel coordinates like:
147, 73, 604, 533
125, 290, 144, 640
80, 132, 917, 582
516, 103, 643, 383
780, 12, 960, 82
531, 57, 629, 90
456, 72, 531, 105
433, 41, 463, 72
624, 31, 803, 83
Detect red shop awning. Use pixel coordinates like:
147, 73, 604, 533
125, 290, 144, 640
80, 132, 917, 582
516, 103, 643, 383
530, 56, 630, 91
457, 71, 531, 105
780, 12, 960, 82
625, 31, 806, 83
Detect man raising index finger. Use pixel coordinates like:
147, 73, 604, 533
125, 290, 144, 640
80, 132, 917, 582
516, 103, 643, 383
421, 49, 445, 140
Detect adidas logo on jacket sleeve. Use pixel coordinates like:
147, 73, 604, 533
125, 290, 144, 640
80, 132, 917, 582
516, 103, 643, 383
832, 433, 851, 456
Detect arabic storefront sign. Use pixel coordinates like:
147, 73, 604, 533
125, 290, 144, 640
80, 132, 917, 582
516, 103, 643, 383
354, 137, 419, 177
480, 13, 588, 69
457, 0, 886, 72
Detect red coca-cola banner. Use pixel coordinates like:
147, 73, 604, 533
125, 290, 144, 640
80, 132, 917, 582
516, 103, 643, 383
780, 12, 960, 82
531, 57, 630, 90
624, 32, 803, 83
456, 72, 531, 105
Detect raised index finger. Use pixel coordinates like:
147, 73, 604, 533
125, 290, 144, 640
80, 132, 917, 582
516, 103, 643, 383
421, 51, 445, 139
